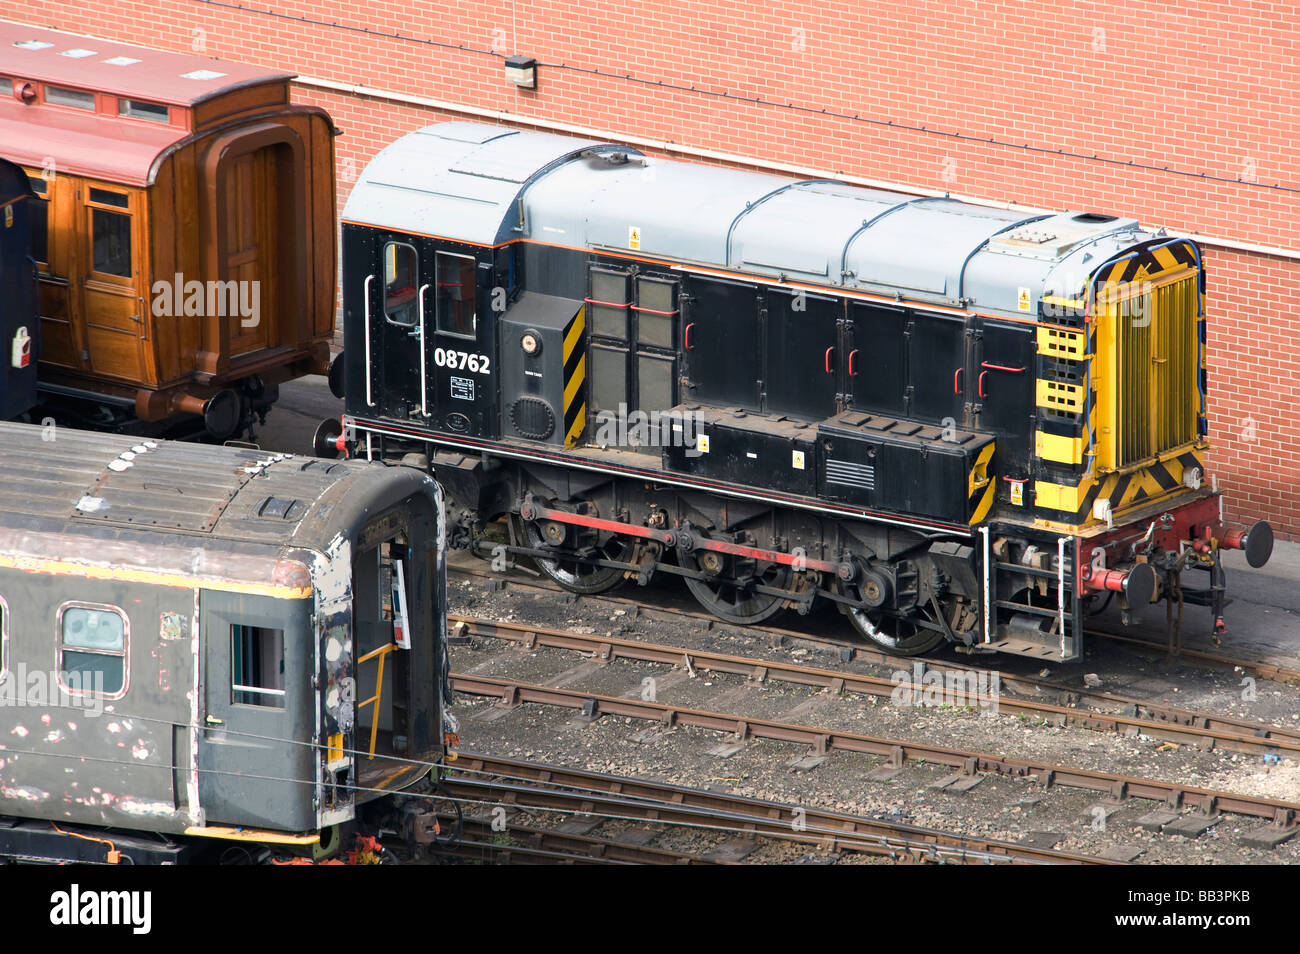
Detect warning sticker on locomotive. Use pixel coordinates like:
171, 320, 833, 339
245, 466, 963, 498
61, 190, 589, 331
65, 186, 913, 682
1017, 287, 1032, 312
628, 226, 642, 251
450, 376, 475, 401
792, 450, 806, 470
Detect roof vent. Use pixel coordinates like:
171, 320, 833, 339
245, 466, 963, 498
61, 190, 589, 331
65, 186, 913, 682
1005, 227, 1058, 245
104, 56, 142, 66
180, 69, 227, 81
59, 48, 98, 58
257, 496, 304, 520
580, 149, 644, 167
13, 40, 53, 51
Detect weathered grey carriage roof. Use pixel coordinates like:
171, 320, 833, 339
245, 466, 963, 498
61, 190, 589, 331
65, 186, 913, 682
345, 121, 1154, 317
0, 422, 429, 552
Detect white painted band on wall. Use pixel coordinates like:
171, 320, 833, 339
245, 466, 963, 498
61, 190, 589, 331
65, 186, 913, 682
296, 74, 1300, 263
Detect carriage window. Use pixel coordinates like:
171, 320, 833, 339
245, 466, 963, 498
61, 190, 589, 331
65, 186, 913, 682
26, 175, 48, 264
231, 625, 285, 708
383, 242, 418, 326
0, 78, 11, 95
118, 99, 169, 123
435, 252, 476, 339
89, 188, 129, 209
90, 207, 132, 278
45, 85, 95, 110
58, 605, 127, 696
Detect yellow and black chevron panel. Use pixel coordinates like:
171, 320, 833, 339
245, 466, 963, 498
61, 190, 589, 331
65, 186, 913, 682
1034, 447, 1205, 530
1092, 238, 1200, 289
562, 305, 587, 448
967, 441, 996, 525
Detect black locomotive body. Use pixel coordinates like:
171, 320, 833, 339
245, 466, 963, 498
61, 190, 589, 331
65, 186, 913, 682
0, 422, 447, 863
0, 156, 39, 419
337, 122, 1271, 661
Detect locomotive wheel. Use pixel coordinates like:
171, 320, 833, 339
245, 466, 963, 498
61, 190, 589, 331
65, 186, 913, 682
680, 540, 791, 625
511, 513, 628, 594
842, 605, 946, 656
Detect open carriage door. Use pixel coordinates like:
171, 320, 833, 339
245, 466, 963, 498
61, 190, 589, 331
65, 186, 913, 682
199, 126, 306, 374
350, 514, 439, 798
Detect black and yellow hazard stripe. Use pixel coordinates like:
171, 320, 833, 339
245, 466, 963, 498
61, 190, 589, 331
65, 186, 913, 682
1091, 239, 1200, 288
562, 305, 587, 447
967, 441, 996, 525
1033, 448, 1204, 531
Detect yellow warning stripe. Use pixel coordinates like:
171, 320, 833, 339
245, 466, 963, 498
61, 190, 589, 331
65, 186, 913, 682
0, 553, 312, 599
565, 406, 586, 447
184, 826, 321, 845
563, 305, 586, 359
563, 354, 586, 409
562, 305, 587, 449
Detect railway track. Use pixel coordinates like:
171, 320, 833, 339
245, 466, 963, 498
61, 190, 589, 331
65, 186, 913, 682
449, 558, 1300, 687
448, 673, 1300, 833
450, 614, 1300, 758
431, 814, 727, 865
441, 752, 1113, 864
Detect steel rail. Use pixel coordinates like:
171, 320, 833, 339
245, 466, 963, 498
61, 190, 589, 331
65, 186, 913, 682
448, 753, 1110, 864
440, 813, 728, 865
449, 676, 1300, 828
451, 614, 1300, 757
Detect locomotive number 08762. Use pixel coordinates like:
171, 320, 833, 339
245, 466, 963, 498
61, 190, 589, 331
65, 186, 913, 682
433, 348, 491, 374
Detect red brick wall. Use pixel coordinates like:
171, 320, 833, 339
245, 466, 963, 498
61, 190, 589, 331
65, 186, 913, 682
16, 1, 1300, 533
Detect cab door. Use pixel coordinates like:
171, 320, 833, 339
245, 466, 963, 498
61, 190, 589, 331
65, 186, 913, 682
428, 249, 495, 436
373, 238, 426, 420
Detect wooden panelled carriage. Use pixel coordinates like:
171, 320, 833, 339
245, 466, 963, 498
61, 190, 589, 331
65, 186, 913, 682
0, 21, 336, 438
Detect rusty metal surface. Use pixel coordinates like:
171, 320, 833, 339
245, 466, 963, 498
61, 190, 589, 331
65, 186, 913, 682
449, 676, 1300, 829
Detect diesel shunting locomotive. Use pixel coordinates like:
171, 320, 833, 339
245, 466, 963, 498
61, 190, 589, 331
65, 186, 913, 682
335, 121, 1272, 661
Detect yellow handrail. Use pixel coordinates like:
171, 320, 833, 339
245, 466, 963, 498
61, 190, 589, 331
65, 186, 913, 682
357, 642, 398, 759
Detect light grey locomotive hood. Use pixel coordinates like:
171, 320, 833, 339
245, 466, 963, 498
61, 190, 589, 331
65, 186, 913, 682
345, 121, 1157, 318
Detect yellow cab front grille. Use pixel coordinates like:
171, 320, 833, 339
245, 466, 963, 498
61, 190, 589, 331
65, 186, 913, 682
1115, 272, 1198, 466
